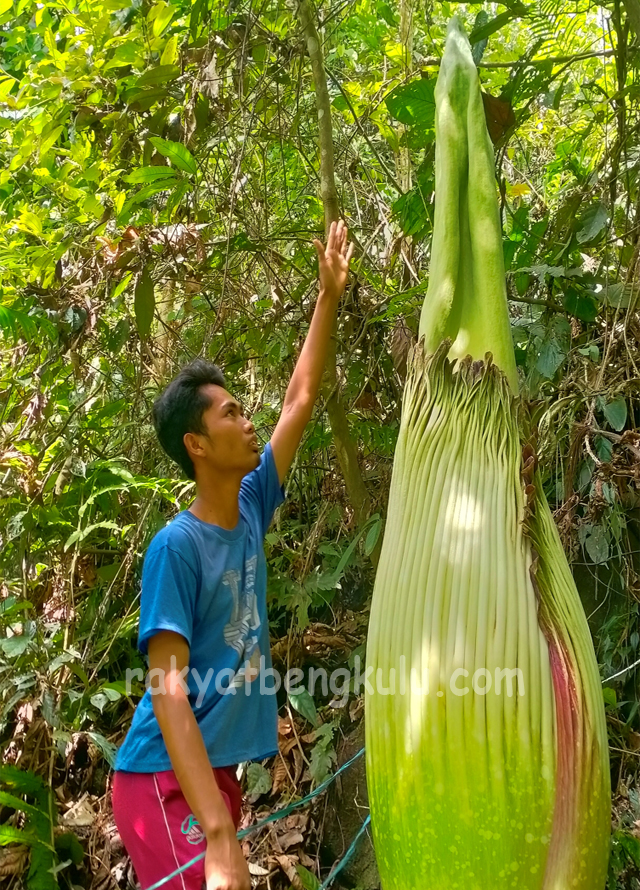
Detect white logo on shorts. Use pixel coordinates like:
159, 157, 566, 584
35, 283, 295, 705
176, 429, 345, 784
181, 814, 205, 845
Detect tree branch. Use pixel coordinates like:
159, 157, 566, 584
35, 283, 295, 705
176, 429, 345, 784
421, 48, 617, 70
295, 0, 377, 558
326, 69, 403, 193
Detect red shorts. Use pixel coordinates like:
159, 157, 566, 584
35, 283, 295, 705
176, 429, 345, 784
111, 766, 242, 890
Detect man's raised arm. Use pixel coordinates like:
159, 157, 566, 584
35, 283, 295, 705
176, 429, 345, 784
270, 219, 354, 487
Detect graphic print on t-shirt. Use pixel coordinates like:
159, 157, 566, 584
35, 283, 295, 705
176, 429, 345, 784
222, 555, 262, 687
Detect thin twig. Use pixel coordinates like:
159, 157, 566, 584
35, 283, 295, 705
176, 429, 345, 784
421, 48, 618, 69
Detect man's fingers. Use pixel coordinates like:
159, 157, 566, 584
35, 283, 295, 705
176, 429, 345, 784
313, 238, 325, 261
346, 241, 355, 265
326, 220, 337, 251
341, 226, 349, 256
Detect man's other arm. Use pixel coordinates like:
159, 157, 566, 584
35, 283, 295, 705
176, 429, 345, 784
148, 631, 250, 890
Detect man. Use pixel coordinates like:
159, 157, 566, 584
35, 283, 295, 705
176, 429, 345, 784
111, 220, 354, 890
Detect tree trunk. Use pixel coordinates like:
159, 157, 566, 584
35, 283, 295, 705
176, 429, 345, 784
397, 0, 414, 194
296, 0, 379, 565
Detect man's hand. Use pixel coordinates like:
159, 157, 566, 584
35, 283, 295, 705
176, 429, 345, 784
204, 825, 251, 890
270, 218, 354, 487
313, 219, 354, 302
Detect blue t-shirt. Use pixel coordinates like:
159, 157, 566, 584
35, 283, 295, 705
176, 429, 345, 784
114, 441, 285, 772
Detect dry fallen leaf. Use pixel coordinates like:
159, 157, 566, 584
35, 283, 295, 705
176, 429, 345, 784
0, 845, 28, 877
281, 737, 298, 756
298, 849, 316, 869
283, 814, 309, 831
61, 794, 96, 828
349, 696, 365, 722
276, 829, 304, 851
292, 747, 304, 784
272, 754, 289, 796
276, 854, 304, 889
628, 731, 640, 752
248, 862, 270, 876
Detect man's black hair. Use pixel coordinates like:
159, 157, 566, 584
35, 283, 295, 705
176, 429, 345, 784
152, 359, 227, 480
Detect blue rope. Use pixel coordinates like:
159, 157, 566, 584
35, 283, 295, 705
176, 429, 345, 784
143, 746, 366, 890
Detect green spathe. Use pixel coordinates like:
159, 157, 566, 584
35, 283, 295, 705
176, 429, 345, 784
365, 17, 610, 890
418, 18, 517, 391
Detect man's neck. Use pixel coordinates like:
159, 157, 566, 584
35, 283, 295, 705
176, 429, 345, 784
188, 470, 242, 530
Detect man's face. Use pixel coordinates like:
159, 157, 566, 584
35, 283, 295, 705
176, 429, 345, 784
189, 384, 260, 476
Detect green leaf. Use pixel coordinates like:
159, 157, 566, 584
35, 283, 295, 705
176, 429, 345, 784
0, 306, 38, 341
320, 517, 378, 590
83, 194, 104, 218
63, 520, 120, 551
288, 689, 318, 726
39, 126, 63, 158
135, 65, 180, 88
1, 636, 31, 657
309, 736, 336, 785
55, 832, 84, 866
0, 791, 48, 822
124, 166, 179, 184
125, 86, 170, 111
190, 0, 208, 39
0, 825, 42, 848
161, 35, 179, 65
151, 2, 176, 37
166, 180, 190, 218
469, 5, 527, 44
111, 271, 133, 300
611, 831, 640, 868
386, 79, 436, 132
583, 525, 609, 565
90, 692, 109, 712
604, 398, 627, 431
536, 339, 566, 378
576, 202, 608, 244
123, 179, 181, 215
471, 10, 489, 64
364, 514, 382, 556
134, 267, 155, 337
108, 317, 130, 353
104, 41, 143, 70
519, 264, 573, 280
562, 287, 598, 322
245, 762, 272, 796
149, 136, 197, 175
101, 685, 122, 701
295, 865, 321, 890
17, 212, 42, 237
577, 344, 599, 362
595, 435, 613, 462
29, 844, 57, 890
604, 282, 632, 309
0, 764, 50, 800
392, 185, 433, 240
85, 732, 117, 767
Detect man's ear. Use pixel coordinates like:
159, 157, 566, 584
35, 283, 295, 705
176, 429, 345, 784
183, 431, 206, 462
